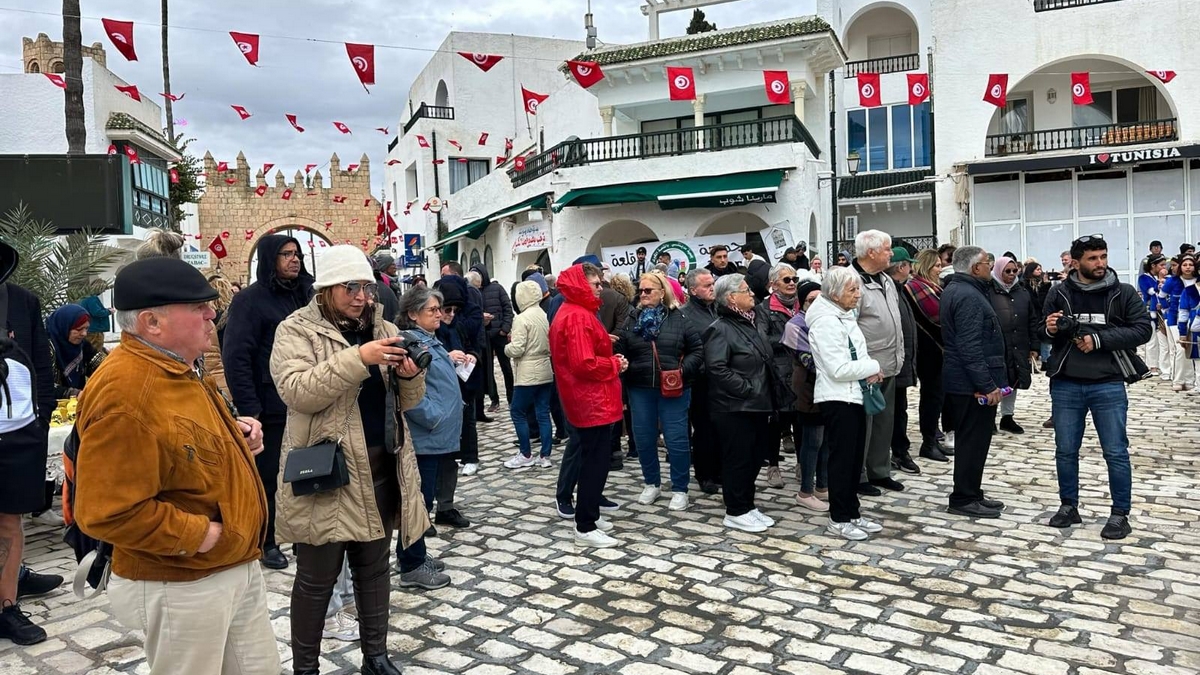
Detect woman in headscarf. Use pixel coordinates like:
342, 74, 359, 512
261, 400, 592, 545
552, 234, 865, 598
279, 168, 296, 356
47, 304, 106, 398
902, 250, 950, 461
989, 255, 1040, 434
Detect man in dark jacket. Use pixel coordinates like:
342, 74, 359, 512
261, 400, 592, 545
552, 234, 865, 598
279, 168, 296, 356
471, 264, 514, 413
371, 254, 400, 323
886, 248, 920, 476
741, 246, 771, 301
1043, 235, 1151, 540
680, 269, 721, 494
598, 271, 631, 469
222, 234, 313, 569
704, 245, 740, 279
794, 242, 811, 270
941, 245, 1008, 519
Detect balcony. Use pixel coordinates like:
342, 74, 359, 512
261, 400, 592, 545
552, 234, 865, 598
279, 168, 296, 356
507, 116, 820, 188
1034, 0, 1123, 10
402, 104, 454, 134
984, 118, 1177, 157
845, 53, 920, 77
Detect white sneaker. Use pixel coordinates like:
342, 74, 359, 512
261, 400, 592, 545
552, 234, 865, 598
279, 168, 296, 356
503, 454, 535, 469
851, 516, 882, 533
668, 493, 689, 511
322, 611, 360, 641
723, 512, 768, 533
575, 528, 619, 548
461, 463, 479, 476
637, 485, 661, 505
748, 509, 775, 527
595, 517, 614, 532
942, 432, 956, 450
536, 456, 552, 468
826, 519, 868, 541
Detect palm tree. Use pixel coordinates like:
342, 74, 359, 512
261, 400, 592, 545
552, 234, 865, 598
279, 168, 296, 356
62, 0, 86, 154
161, 0, 175, 143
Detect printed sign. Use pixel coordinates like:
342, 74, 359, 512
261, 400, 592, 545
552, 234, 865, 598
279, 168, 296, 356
758, 222, 795, 263
182, 251, 211, 269
601, 234, 747, 281
511, 219, 551, 257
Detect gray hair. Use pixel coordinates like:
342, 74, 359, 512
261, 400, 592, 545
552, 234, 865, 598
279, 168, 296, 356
685, 268, 713, 291
952, 246, 987, 274
115, 306, 166, 333
465, 270, 482, 288
821, 266, 861, 302
714, 273, 746, 308
854, 229, 892, 259
398, 287, 444, 329
769, 263, 796, 284
652, 263, 669, 274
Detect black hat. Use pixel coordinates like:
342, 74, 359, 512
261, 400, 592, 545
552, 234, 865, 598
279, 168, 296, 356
114, 257, 219, 310
1150, 240, 1162, 249
436, 275, 467, 308
636, 246, 647, 255
796, 280, 821, 302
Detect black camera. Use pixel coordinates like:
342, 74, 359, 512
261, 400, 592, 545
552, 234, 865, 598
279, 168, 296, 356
1056, 315, 1081, 339
394, 330, 432, 370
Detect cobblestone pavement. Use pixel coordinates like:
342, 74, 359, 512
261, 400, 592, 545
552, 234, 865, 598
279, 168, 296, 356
2, 374, 1199, 675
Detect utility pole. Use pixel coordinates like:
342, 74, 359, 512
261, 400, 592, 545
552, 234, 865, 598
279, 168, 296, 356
161, 0, 176, 143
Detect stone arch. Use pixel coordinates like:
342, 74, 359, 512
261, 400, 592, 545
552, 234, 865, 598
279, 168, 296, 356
243, 217, 333, 283
435, 80, 450, 108
842, 2, 921, 56
584, 219, 657, 257
50, 61, 63, 74
27, 61, 39, 73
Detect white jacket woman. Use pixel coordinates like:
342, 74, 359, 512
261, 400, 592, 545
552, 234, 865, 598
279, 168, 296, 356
807, 293, 881, 404
504, 281, 553, 385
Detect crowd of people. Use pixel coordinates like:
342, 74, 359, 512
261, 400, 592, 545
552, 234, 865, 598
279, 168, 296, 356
0, 225, 1166, 675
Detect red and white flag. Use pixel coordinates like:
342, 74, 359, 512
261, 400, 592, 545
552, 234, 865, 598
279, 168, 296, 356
763, 70, 790, 104
363, 199, 372, 207
514, 156, 526, 171
983, 74, 1008, 108
286, 114, 305, 132
375, 127, 390, 134
521, 86, 549, 115
431, 159, 445, 165
224, 178, 238, 185
255, 185, 268, 197
324, 222, 333, 230
281, 189, 293, 200
159, 92, 184, 101
319, 240, 327, 247
333, 121, 352, 134
346, 43, 375, 89
102, 18, 137, 61
1071, 72, 1093, 105
333, 195, 347, 203
169, 168, 179, 184
456, 158, 469, 163
305, 163, 318, 173
504, 138, 513, 152
416, 135, 430, 148
386, 159, 401, 165
667, 67, 696, 101
907, 73, 930, 105
208, 236, 228, 259
857, 73, 881, 107
244, 230, 253, 241
221, 230, 231, 239
262, 163, 274, 174
114, 84, 141, 101
448, 140, 462, 151
230, 31, 260, 66
44, 73, 66, 89
231, 104, 252, 120
567, 60, 605, 89
478, 132, 489, 145
194, 234, 203, 240
125, 146, 141, 165
1147, 70, 1177, 84
217, 161, 229, 172
347, 164, 359, 172
459, 52, 504, 72
107, 144, 118, 155
495, 156, 506, 165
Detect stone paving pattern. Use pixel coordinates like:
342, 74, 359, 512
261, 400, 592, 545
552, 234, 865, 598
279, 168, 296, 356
2, 373, 1198, 674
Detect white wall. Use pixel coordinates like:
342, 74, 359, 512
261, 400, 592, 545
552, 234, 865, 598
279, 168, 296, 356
839, 200, 933, 239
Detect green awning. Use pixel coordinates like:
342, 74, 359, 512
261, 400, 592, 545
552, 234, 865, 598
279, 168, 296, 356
430, 193, 551, 247
552, 169, 786, 213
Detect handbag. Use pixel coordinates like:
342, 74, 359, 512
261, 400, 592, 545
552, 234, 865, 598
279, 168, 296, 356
282, 402, 354, 496
849, 339, 886, 416
652, 341, 684, 398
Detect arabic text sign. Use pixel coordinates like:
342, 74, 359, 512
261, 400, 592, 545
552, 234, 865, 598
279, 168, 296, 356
601, 235, 745, 280
511, 220, 551, 257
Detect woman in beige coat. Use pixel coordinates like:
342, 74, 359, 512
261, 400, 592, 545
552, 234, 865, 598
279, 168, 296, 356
270, 246, 429, 675
502, 280, 554, 468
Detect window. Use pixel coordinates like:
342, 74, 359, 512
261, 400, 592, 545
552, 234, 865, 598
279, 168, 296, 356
469, 248, 481, 268
1073, 90, 1113, 128
1073, 86, 1158, 128
484, 245, 494, 276
867, 33, 912, 59
892, 105, 912, 169
405, 165, 418, 200
867, 108, 888, 171
1000, 98, 1030, 135
846, 103, 931, 172
448, 159, 489, 194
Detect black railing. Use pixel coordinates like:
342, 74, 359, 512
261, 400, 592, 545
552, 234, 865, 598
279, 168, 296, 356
827, 236, 937, 265
508, 116, 820, 188
845, 53, 920, 77
985, 118, 1177, 157
402, 104, 455, 134
1034, 0, 1123, 11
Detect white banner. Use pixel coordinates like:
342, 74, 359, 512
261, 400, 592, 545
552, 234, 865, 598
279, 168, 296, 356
182, 251, 211, 269
759, 221, 794, 263
601, 234, 747, 281
510, 218, 551, 257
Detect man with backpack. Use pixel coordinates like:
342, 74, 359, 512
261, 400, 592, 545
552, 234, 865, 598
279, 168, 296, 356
73, 256, 279, 674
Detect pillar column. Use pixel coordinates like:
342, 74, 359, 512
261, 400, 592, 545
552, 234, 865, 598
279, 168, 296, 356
692, 94, 706, 149
790, 84, 806, 123
599, 106, 615, 136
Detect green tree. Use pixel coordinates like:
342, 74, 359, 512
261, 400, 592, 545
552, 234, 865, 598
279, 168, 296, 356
169, 137, 202, 228
686, 9, 717, 35
0, 203, 124, 317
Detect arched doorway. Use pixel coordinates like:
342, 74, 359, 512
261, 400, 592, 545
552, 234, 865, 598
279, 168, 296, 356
435, 80, 450, 108
584, 219, 657, 256
247, 226, 331, 283
808, 212, 819, 259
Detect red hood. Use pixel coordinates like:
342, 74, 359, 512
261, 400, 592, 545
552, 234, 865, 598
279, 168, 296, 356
558, 264, 601, 312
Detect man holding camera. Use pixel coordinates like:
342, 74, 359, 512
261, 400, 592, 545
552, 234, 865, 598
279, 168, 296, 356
1043, 235, 1151, 540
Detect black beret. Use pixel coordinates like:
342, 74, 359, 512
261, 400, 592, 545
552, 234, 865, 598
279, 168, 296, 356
796, 280, 822, 302
114, 257, 219, 310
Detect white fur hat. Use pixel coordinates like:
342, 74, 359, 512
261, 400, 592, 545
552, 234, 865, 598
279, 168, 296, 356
314, 245, 374, 290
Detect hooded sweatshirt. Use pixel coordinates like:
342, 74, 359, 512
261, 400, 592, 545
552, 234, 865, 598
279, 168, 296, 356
549, 265, 623, 428
505, 281, 552, 386
470, 263, 514, 337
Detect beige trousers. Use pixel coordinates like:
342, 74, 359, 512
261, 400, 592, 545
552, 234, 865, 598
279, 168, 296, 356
108, 562, 280, 675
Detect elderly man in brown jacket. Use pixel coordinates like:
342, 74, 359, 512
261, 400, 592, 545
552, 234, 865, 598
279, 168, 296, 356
74, 256, 278, 675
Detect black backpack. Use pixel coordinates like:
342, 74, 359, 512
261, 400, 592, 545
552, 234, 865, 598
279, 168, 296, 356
61, 425, 112, 596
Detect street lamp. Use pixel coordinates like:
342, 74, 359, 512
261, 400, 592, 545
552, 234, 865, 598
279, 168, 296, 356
819, 151, 862, 263
846, 151, 861, 176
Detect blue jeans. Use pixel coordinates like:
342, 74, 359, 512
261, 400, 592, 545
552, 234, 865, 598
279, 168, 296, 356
798, 424, 828, 494
397, 454, 443, 572
627, 387, 691, 493
1050, 379, 1132, 513
510, 383, 553, 458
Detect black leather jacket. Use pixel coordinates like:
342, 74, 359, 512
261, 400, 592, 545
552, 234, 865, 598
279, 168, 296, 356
702, 304, 776, 413
615, 306, 704, 390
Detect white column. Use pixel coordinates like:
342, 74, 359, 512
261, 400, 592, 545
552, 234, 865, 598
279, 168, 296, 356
693, 94, 706, 149
790, 84, 806, 123
599, 106, 615, 136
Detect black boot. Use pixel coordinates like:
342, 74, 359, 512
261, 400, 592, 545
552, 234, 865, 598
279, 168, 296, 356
918, 441, 949, 462
362, 654, 402, 675
999, 415, 1025, 434
0, 601, 47, 645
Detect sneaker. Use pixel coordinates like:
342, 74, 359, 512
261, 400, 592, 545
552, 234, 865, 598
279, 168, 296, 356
942, 431, 956, 450
892, 452, 921, 475
594, 517, 614, 532
427, 557, 446, 573
826, 520, 868, 541
815, 488, 829, 499
668, 493, 689, 511
748, 509, 775, 527
0, 602, 47, 645
795, 493, 829, 513
398, 560, 451, 590
16, 568, 63, 600
598, 496, 620, 512
723, 512, 768, 533
434, 509, 470, 528
322, 611, 360, 642
1101, 513, 1132, 540
1048, 503, 1082, 528
637, 486, 661, 505
766, 465, 785, 488
851, 516, 882, 533
870, 477, 905, 492
503, 453, 536, 469
575, 528, 620, 548
699, 480, 721, 495
556, 501, 575, 519
461, 463, 479, 476
999, 415, 1025, 434
536, 456, 552, 468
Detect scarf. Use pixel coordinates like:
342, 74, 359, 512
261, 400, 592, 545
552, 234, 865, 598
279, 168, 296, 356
633, 304, 667, 341
47, 304, 90, 389
992, 256, 1018, 292
769, 293, 799, 319
733, 306, 756, 324
905, 275, 942, 325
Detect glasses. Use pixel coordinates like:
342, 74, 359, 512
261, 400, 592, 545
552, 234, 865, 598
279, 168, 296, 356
731, 288, 752, 296
780, 277, 798, 284
278, 250, 303, 260
443, 306, 458, 315
1073, 234, 1104, 246
638, 288, 658, 295
423, 305, 444, 315
589, 281, 604, 289
339, 281, 377, 296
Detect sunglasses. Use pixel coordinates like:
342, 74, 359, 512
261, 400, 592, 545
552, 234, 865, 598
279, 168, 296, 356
638, 288, 658, 295
443, 306, 458, 314
340, 281, 377, 296
1073, 233, 1104, 246
780, 277, 798, 284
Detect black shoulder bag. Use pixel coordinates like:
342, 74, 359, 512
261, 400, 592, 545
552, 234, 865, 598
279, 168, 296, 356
282, 397, 355, 496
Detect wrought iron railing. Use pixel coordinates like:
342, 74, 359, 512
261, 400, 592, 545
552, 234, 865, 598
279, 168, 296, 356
402, 104, 455, 134
845, 53, 920, 77
985, 118, 1177, 157
507, 115, 821, 188
1034, 0, 1123, 11
827, 236, 937, 265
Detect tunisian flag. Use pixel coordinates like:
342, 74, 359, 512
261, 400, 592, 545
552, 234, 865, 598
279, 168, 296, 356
459, 52, 504, 72
230, 32, 260, 66
567, 60, 605, 89
102, 19, 138, 61
1147, 70, 1177, 84
286, 114, 305, 132
763, 71, 790, 104
907, 73, 930, 105
857, 73, 881, 107
521, 87, 549, 115
983, 74, 1009, 108
114, 84, 141, 101
346, 43, 375, 89
667, 67, 696, 101
208, 236, 228, 259
1071, 72, 1093, 105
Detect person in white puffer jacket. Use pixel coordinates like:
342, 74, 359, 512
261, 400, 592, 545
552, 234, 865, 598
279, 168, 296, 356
806, 266, 885, 541
503, 280, 555, 468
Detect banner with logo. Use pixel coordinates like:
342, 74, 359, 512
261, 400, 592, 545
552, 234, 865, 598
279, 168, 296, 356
511, 219, 551, 257
758, 222, 794, 263
601, 234, 746, 280
402, 232, 423, 266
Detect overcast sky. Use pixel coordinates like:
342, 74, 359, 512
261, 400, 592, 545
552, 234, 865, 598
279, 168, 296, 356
1, 0, 815, 194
